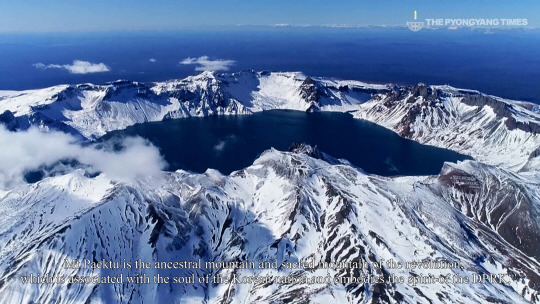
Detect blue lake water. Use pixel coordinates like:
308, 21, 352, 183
0, 28, 539, 103
102, 110, 472, 176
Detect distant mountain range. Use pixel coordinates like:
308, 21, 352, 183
0, 71, 539, 303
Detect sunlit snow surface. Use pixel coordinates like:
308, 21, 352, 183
0, 71, 540, 303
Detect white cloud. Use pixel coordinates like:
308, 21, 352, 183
213, 141, 226, 153
149, 58, 157, 63
0, 126, 166, 190
33, 60, 110, 74
213, 135, 238, 155
180, 55, 235, 71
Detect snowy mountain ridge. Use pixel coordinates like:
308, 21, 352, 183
0, 145, 539, 303
1, 71, 539, 172
1, 71, 540, 303
0, 71, 380, 140
353, 83, 540, 171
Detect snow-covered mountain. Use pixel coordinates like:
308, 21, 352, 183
353, 83, 540, 171
1, 71, 540, 303
0, 71, 383, 140
1, 71, 539, 171
0, 145, 538, 303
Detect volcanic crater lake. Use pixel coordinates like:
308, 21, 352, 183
103, 110, 472, 176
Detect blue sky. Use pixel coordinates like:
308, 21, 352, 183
0, 0, 538, 32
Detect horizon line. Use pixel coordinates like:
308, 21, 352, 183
1, 24, 539, 34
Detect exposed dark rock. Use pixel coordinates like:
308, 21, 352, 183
288, 143, 324, 159
437, 163, 540, 260
299, 77, 321, 106
461, 94, 540, 134
530, 147, 540, 160
0, 110, 19, 131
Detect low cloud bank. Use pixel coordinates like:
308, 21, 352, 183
33, 60, 110, 74
0, 126, 166, 190
180, 56, 235, 71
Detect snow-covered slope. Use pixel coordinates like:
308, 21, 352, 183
1, 72, 540, 303
0, 71, 384, 140
353, 83, 540, 171
0, 146, 538, 303
1, 72, 539, 172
